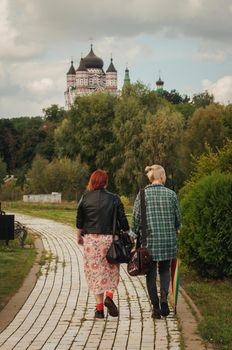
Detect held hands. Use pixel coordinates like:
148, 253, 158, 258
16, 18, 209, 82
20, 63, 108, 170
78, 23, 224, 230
77, 235, 84, 245
77, 228, 84, 245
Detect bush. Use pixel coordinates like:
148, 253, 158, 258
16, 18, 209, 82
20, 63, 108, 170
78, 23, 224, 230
24, 155, 89, 201
179, 140, 232, 199
179, 173, 232, 278
0, 181, 22, 201
120, 195, 130, 209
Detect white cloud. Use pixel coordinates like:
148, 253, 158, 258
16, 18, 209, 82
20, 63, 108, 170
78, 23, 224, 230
202, 76, 232, 104
27, 78, 54, 95
193, 50, 227, 62
0, 0, 43, 61
7, 0, 232, 45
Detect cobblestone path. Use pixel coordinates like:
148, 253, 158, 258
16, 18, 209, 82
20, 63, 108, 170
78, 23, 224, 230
0, 215, 181, 350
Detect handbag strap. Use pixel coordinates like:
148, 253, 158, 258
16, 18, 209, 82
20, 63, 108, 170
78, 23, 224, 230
140, 188, 147, 247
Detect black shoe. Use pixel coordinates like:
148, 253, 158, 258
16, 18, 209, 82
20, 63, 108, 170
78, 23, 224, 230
160, 302, 170, 317
104, 296, 119, 317
160, 289, 170, 317
152, 307, 161, 319
95, 309, 104, 319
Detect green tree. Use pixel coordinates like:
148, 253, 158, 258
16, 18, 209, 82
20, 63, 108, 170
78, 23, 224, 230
184, 104, 227, 159
0, 158, 7, 184
223, 104, 232, 138
140, 106, 185, 190
24, 155, 89, 200
192, 90, 214, 108
55, 93, 117, 187
113, 83, 166, 195
180, 140, 232, 198
43, 104, 65, 124
24, 155, 49, 194
161, 89, 190, 104
0, 119, 17, 171
175, 102, 195, 126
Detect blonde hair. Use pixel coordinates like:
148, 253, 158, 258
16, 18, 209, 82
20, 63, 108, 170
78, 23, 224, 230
145, 164, 166, 182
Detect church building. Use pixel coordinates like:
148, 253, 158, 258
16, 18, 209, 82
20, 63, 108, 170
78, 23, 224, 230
64, 44, 164, 108
64, 45, 118, 109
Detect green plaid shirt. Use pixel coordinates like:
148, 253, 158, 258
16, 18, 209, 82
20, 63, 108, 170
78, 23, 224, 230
132, 184, 181, 261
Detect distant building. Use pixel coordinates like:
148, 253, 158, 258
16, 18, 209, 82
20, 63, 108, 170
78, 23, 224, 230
156, 76, 164, 92
23, 192, 62, 204
64, 44, 164, 108
4, 175, 17, 183
65, 45, 118, 109
123, 67, 131, 88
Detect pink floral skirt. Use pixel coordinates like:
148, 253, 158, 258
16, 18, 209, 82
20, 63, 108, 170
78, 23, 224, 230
83, 234, 120, 294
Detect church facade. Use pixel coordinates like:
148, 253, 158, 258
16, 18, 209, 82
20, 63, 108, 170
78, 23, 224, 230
64, 45, 118, 109
64, 45, 164, 109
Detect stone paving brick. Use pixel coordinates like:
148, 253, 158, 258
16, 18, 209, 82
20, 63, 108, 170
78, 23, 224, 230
0, 215, 181, 350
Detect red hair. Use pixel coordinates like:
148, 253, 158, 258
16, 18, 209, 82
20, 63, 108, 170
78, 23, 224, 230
87, 170, 108, 191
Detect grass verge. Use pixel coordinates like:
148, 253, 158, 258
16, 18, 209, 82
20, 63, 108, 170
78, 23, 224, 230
180, 264, 232, 350
2, 201, 76, 226
0, 233, 37, 312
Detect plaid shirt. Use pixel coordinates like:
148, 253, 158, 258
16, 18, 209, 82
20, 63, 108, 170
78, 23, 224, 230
132, 184, 181, 261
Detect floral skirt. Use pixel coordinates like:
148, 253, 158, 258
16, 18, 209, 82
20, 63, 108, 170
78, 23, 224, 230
83, 234, 120, 294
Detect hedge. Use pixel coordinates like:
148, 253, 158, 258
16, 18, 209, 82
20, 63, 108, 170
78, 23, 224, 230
179, 172, 232, 278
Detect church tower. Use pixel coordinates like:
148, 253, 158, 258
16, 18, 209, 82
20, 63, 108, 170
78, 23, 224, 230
65, 60, 76, 109
156, 76, 164, 92
123, 67, 131, 89
106, 58, 117, 94
76, 58, 88, 95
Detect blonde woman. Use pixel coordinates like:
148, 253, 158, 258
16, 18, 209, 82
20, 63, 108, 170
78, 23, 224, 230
132, 165, 181, 319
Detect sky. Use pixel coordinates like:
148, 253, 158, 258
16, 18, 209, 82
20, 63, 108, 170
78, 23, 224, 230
0, 0, 232, 118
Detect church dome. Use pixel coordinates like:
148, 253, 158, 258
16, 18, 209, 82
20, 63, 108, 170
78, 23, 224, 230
156, 77, 164, 86
106, 58, 117, 73
67, 60, 76, 75
76, 58, 87, 72
83, 45, 104, 69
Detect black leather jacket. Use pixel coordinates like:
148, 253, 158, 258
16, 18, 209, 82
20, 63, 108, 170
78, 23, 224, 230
76, 188, 129, 234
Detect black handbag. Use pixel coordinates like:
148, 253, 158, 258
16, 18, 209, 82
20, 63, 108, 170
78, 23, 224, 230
127, 188, 152, 276
106, 203, 132, 264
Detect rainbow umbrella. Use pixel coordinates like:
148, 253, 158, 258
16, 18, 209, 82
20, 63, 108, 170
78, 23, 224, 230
171, 258, 180, 314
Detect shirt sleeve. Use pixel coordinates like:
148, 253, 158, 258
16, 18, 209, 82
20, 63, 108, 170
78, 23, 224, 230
76, 195, 84, 229
173, 193, 181, 231
131, 192, 141, 237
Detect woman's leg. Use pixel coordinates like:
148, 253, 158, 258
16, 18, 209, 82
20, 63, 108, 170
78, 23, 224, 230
159, 260, 171, 293
104, 290, 119, 317
158, 260, 171, 316
146, 261, 160, 318
95, 293, 104, 305
94, 293, 104, 318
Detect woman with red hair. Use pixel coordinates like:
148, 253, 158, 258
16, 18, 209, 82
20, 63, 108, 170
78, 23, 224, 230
76, 170, 129, 319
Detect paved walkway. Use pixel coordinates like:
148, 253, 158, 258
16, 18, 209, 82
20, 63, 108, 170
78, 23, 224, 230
0, 215, 181, 350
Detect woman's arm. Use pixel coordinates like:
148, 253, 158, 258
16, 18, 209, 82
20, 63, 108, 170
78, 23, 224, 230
76, 195, 85, 245
116, 196, 130, 232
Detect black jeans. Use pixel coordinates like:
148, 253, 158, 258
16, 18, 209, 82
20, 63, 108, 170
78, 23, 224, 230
146, 260, 171, 307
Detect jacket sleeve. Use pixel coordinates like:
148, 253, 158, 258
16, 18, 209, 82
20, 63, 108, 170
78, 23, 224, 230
76, 195, 85, 229
115, 196, 130, 232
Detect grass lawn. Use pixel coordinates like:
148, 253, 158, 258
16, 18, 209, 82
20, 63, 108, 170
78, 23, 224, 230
180, 265, 232, 350
1, 201, 232, 350
2, 201, 77, 227
0, 234, 37, 312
